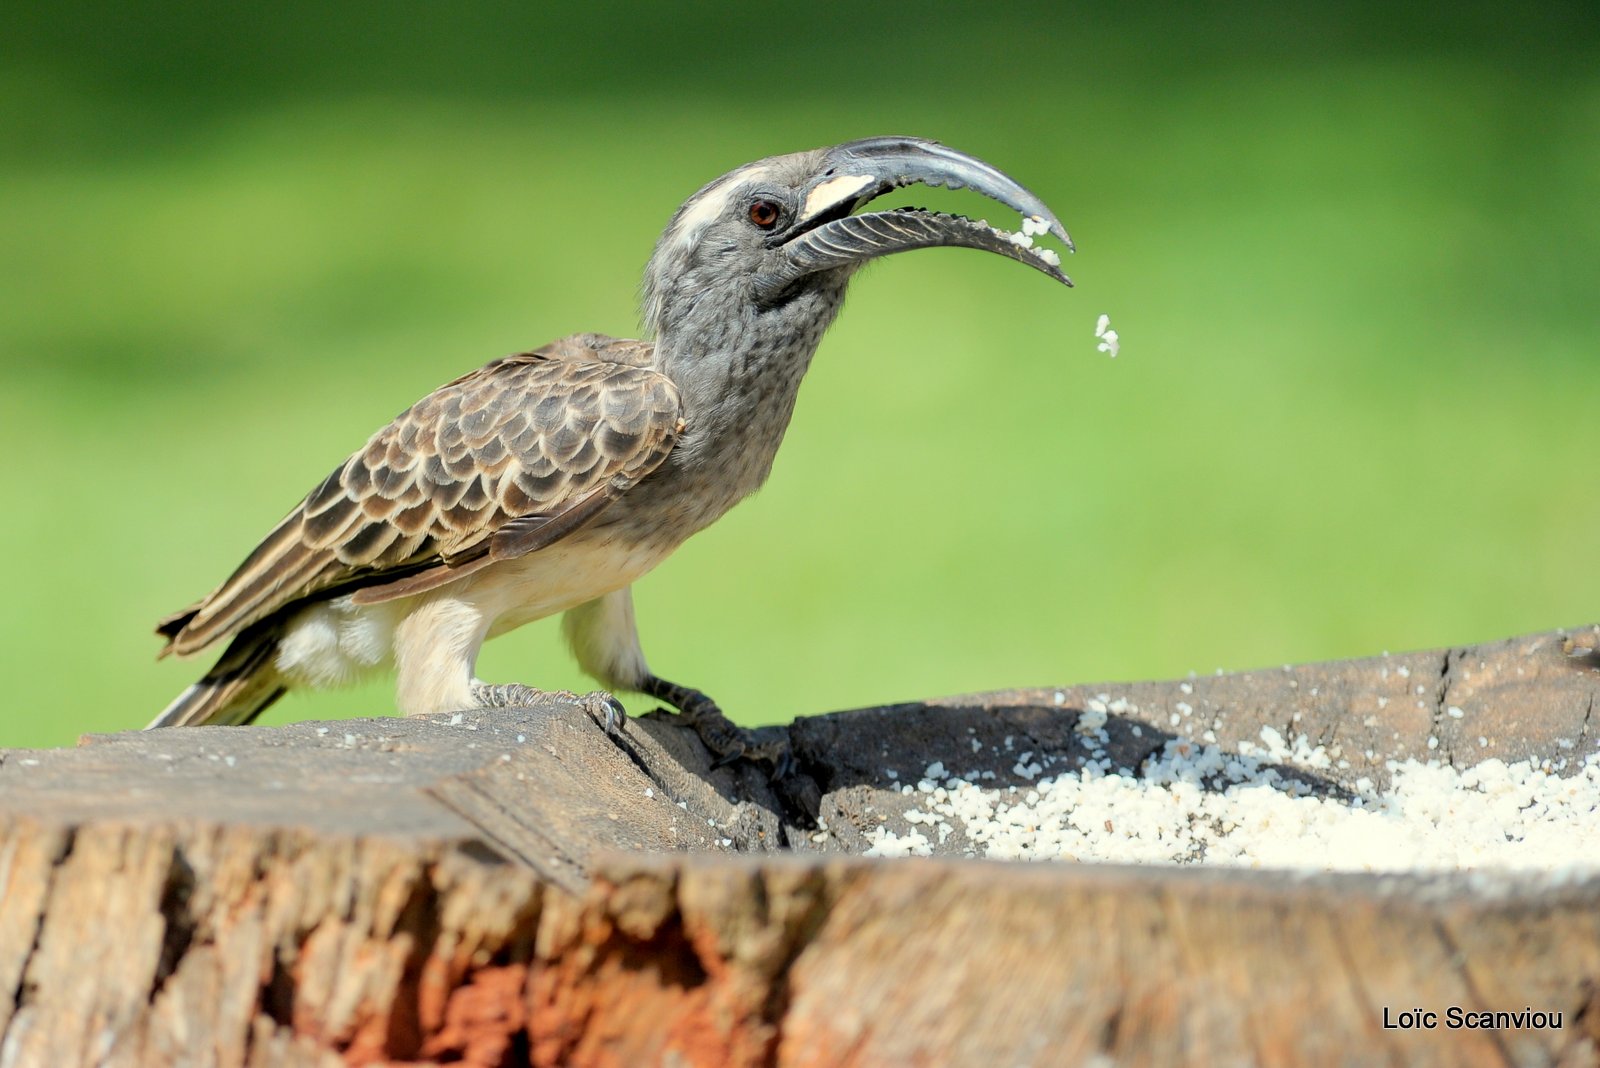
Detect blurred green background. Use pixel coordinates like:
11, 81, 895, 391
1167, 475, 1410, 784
4, 1, 1597, 749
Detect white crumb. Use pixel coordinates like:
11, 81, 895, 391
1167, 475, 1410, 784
1008, 215, 1061, 268
863, 732, 1600, 873
1095, 313, 1119, 357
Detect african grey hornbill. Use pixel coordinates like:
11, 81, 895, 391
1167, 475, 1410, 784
150, 136, 1074, 770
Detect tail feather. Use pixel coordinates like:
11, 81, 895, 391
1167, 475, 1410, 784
154, 601, 203, 659
148, 625, 286, 728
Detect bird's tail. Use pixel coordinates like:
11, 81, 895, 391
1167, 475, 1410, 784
148, 624, 287, 728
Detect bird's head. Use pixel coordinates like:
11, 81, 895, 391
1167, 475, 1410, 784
641, 136, 1073, 344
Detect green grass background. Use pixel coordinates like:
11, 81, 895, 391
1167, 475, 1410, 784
4, 1, 1597, 748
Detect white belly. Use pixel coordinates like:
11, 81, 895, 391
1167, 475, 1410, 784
272, 535, 676, 712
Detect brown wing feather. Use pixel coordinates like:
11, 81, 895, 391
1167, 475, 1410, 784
159, 334, 681, 658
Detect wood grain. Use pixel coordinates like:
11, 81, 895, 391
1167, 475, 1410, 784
1, 623, 1596, 1066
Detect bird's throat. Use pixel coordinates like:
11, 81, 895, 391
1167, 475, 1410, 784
643, 276, 849, 530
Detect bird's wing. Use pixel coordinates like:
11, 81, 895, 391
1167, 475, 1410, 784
157, 335, 681, 658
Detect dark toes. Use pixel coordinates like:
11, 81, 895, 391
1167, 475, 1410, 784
708, 744, 748, 771
768, 744, 798, 782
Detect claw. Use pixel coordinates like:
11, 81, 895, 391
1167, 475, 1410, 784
576, 691, 626, 734
768, 745, 798, 782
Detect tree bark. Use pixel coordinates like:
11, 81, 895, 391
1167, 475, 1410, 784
1, 624, 1597, 1066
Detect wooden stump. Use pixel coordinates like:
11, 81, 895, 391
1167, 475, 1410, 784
1, 624, 1597, 1066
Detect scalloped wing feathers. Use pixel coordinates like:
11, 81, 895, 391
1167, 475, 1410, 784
157, 335, 680, 658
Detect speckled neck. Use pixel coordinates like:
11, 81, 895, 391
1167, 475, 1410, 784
621, 273, 852, 541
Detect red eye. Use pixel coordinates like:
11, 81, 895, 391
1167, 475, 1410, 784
749, 200, 781, 229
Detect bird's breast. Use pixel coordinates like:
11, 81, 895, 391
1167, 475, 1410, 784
475, 534, 677, 637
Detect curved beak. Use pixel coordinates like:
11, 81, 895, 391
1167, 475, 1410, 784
776, 136, 1074, 287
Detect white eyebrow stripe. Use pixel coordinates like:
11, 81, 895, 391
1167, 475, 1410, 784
671, 178, 736, 236
663, 160, 783, 245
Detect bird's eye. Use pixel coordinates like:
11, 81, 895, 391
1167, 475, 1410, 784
748, 200, 781, 230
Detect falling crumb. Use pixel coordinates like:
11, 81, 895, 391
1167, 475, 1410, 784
1447, 706, 1465, 719
1094, 313, 1120, 357
1021, 214, 1051, 237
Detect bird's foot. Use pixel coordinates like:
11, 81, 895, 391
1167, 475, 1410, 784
639, 675, 793, 778
639, 674, 821, 824
470, 682, 625, 733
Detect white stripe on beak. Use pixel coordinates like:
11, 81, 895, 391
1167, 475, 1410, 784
799, 173, 876, 222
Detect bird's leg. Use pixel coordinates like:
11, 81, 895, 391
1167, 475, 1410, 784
561, 590, 792, 774
639, 674, 792, 776
469, 681, 625, 733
